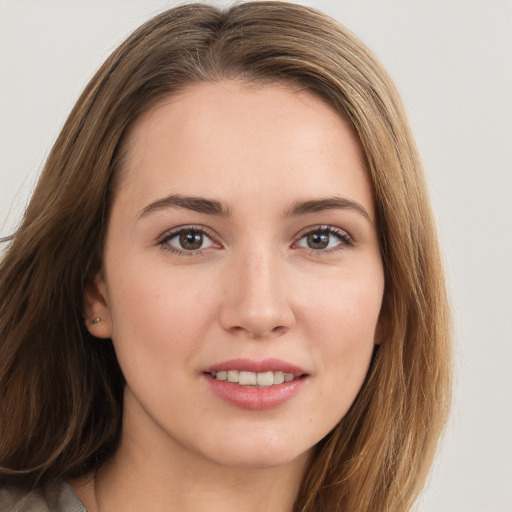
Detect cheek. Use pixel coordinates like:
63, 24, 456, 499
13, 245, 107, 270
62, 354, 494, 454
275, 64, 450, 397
105, 263, 218, 377
289, 270, 383, 442
303, 272, 383, 380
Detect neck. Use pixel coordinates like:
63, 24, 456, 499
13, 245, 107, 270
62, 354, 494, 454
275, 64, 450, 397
94, 447, 307, 512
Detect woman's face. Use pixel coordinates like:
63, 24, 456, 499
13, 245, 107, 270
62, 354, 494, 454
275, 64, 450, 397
88, 80, 384, 470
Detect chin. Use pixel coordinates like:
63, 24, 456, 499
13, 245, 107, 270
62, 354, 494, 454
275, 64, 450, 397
196, 431, 314, 471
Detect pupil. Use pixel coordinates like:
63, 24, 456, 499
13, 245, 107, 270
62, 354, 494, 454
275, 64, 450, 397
308, 232, 329, 249
180, 231, 203, 250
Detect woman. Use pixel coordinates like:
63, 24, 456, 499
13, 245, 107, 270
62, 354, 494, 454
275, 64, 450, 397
0, 2, 451, 511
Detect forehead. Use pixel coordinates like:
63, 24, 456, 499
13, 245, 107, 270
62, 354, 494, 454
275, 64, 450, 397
114, 80, 373, 217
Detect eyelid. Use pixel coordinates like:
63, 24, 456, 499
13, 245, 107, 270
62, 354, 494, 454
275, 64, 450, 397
157, 225, 222, 255
292, 225, 353, 252
155, 223, 352, 256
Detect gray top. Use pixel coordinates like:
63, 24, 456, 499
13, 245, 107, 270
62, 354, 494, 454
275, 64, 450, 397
0, 477, 86, 512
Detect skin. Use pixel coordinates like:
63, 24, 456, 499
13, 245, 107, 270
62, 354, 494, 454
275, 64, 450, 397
79, 80, 384, 512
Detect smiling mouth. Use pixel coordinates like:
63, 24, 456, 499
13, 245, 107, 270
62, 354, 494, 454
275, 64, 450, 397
207, 370, 305, 387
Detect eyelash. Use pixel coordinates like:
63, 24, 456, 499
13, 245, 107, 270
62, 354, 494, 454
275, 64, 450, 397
293, 225, 353, 255
157, 225, 218, 256
156, 225, 353, 256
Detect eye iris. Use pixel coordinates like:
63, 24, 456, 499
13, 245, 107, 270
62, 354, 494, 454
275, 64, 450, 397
179, 231, 203, 250
307, 232, 330, 249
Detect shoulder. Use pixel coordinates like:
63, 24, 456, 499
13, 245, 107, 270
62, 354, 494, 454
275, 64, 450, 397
0, 477, 86, 512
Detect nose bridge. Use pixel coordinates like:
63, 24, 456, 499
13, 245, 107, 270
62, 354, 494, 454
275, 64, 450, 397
244, 249, 277, 305
220, 244, 294, 338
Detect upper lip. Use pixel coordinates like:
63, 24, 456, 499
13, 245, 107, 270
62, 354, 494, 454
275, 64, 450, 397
203, 358, 308, 376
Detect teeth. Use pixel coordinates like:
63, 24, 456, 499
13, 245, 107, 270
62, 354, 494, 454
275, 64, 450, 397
273, 371, 285, 384
239, 371, 257, 385
212, 370, 297, 386
256, 371, 273, 387
227, 370, 239, 383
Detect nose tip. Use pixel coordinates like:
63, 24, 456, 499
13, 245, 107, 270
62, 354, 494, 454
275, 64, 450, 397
226, 310, 291, 340
219, 253, 295, 339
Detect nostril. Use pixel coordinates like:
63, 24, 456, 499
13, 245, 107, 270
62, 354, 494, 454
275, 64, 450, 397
270, 325, 288, 336
219, 290, 295, 338
248, 324, 289, 340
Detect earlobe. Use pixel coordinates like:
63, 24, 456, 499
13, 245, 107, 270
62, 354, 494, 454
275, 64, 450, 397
375, 317, 391, 346
374, 320, 383, 345
374, 299, 392, 345
374, 305, 389, 346
84, 272, 113, 339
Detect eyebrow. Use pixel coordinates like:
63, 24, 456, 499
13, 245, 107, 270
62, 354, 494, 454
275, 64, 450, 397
285, 197, 372, 222
138, 194, 231, 218
137, 194, 371, 222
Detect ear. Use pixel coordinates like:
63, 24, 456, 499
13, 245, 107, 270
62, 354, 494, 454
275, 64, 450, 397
374, 301, 390, 346
374, 319, 384, 345
84, 272, 113, 339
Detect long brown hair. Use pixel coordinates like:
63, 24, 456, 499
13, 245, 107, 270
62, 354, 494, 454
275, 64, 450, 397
0, 2, 451, 510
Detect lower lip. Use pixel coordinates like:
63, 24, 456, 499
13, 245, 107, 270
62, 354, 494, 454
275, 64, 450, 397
204, 374, 307, 410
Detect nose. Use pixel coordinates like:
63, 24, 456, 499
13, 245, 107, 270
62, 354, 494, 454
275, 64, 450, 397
219, 249, 295, 339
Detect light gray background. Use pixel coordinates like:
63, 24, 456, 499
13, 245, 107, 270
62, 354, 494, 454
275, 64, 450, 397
1, 1, 511, 511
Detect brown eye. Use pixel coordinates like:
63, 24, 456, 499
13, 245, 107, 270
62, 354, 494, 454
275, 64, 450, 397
179, 230, 204, 250
306, 232, 330, 249
296, 227, 351, 252
162, 228, 215, 253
